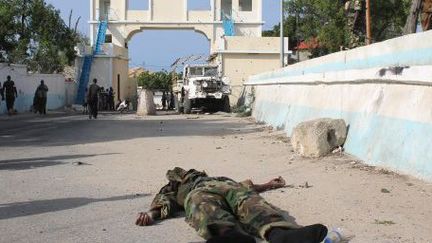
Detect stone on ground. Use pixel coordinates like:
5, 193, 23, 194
291, 118, 347, 158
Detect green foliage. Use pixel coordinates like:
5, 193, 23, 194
0, 0, 84, 73
264, 0, 410, 57
137, 71, 180, 91
370, 0, 411, 41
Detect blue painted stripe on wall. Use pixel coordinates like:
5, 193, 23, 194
0, 94, 65, 114
249, 47, 432, 83
254, 101, 432, 180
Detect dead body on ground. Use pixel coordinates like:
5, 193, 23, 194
136, 167, 328, 243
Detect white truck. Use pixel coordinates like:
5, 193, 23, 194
175, 64, 231, 114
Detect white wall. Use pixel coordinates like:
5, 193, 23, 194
247, 30, 432, 181
0, 63, 66, 113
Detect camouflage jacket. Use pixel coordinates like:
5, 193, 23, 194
150, 167, 252, 219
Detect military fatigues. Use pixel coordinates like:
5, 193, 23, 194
87, 83, 100, 118
150, 168, 296, 240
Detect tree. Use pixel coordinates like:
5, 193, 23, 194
264, 0, 410, 57
137, 70, 176, 91
0, 0, 84, 73
403, 0, 423, 34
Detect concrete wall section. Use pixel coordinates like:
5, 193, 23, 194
247, 31, 432, 181
0, 64, 66, 113
222, 53, 279, 104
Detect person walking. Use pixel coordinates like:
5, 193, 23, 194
2, 76, 18, 115
87, 79, 100, 119
34, 80, 48, 115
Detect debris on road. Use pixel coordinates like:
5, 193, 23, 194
291, 118, 347, 158
381, 188, 391, 193
374, 219, 396, 225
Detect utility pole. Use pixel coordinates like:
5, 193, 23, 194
280, 0, 285, 67
365, 0, 372, 45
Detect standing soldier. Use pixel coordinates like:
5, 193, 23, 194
135, 167, 328, 243
87, 79, 100, 119
108, 87, 115, 111
35, 80, 49, 115
344, 0, 366, 48
2, 76, 18, 115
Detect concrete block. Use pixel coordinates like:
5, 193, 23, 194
291, 118, 347, 158
137, 89, 156, 116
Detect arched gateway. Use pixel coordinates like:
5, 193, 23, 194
75, 0, 285, 105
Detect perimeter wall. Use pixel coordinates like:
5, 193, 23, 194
246, 31, 432, 181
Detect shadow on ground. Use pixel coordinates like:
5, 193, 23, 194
0, 153, 119, 171
0, 114, 257, 147
0, 194, 149, 220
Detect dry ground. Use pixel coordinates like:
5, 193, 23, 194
0, 112, 431, 243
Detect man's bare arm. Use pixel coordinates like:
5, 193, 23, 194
243, 176, 286, 193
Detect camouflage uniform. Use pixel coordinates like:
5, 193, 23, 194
149, 167, 296, 240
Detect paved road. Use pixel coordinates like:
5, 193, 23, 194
1, 112, 432, 243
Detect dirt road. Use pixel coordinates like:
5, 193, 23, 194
0, 113, 431, 243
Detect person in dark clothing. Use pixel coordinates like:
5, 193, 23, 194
161, 91, 167, 110
169, 91, 175, 110
82, 88, 89, 114
108, 87, 115, 111
2, 76, 18, 115
87, 79, 100, 119
136, 167, 328, 243
34, 80, 48, 115
98, 87, 105, 111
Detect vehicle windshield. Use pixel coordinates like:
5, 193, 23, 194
189, 67, 204, 76
204, 67, 218, 76
188, 66, 218, 77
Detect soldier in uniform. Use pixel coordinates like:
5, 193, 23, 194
135, 167, 328, 243
87, 79, 100, 119
2, 76, 18, 115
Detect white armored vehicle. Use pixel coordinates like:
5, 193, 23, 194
175, 64, 231, 114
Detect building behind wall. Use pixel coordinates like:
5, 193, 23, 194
79, 0, 286, 106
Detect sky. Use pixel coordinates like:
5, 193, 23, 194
45, 0, 281, 71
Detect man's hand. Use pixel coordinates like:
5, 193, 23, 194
268, 176, 286, 189
135, 212, 154, 226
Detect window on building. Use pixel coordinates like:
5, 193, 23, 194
221, 0, 232, 19
105, 34, 112, 43
127, 0, 149, 10
187, 0, 211, 10
239, 0, 252, 11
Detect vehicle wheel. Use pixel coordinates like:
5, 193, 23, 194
222, 96, 231, 112
184, 96, 192, 114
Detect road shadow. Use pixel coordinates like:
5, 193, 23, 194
0, 194, 149, 220
0, 115, 258, 147
0, 153, 119, 171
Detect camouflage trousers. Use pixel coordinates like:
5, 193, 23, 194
184, 179, 296, 240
